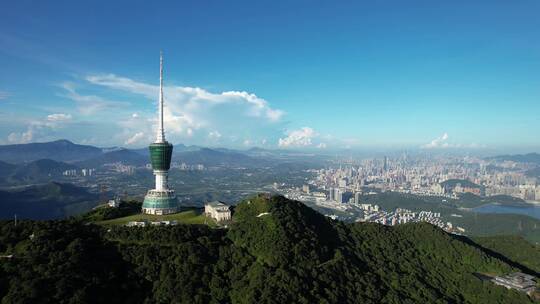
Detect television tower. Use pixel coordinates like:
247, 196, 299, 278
142, 52, 178, 215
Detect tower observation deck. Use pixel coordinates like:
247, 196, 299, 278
142, 52, 179, 215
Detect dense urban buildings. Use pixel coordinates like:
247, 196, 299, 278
279, 154, 539, 232
306, 155, 540, 201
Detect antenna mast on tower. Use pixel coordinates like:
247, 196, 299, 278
156, 51, 166, 143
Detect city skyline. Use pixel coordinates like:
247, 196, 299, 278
1, 1, 539, 152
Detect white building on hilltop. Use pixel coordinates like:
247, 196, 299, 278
205, 201, 231, 222
108, 197, 121, 208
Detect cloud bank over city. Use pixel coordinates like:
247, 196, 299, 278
0, 72, 499, 151
0, 71, 512, 152
4, 72, 294, 148
278, 127, 327, 149
82, 73, 287, 147
421, 133, 486, 150
7, 112, 73, 144
422, 133, 451, 149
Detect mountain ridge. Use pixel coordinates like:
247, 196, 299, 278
0, 140, 270, 167
0, 159, 79, 185
0, 140, 103, 163
0, 182, 98, 219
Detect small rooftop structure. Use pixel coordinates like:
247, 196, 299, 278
150, 220, 178, 226
126, 221, 147, 227
205, 201, 231, 222
108, 197, 121, 208
492, 272, 537, 295
126, 220, 178, 227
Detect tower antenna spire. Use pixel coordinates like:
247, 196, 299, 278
157, 51, 165, 143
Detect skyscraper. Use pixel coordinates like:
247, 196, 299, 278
354, 192, 361, 204
142, 52, 178, 215
335, 188, 344, 204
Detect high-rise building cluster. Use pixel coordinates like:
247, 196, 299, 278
308, 155, 540, 201
279, 154, 537, 233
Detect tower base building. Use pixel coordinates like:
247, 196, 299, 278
143, 189, 178, 215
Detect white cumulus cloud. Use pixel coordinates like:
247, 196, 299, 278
6, 113, 74, 144
125, 132, 145, 145
7, 127, 36, 144
82, 73, 285, 146
85, 73, 284, 122
422, 133, 450, 149
421, 133, 486, 149
60, 82, 128, 115
47, 113, 72, 122
208, 131, 222, 140
279, 127, 316, 148
7, 132, 18, 143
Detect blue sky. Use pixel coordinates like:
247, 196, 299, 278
0, 1, 539, 152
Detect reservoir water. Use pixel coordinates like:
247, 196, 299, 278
472, 203, 540, 220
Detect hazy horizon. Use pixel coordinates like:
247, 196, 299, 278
1, 137, 538, 158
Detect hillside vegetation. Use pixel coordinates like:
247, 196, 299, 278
441, 179, 481, 189
473, 235, 540, 274
0, 195, 537, 303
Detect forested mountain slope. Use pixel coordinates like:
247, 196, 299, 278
0, 195, 537, 303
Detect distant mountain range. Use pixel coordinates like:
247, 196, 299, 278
0, 139, 320, 168
12, 159, 78, 181
76, 149, 148, 168
0, 161, 17, 179
176, 148, 267, 167
0, 159, 78, 184
0, 140, 103, 163
77, 146, 270, 168
0, 182, 99, 219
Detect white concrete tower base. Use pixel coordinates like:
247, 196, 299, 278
154, 171, 168, 191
